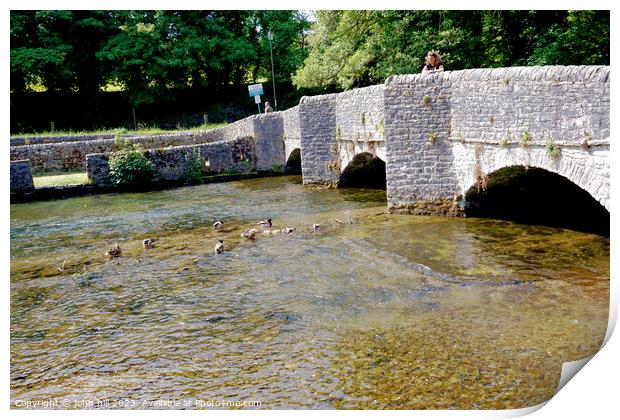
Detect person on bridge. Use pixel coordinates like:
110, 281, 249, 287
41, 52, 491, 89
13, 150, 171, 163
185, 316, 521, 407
422, 52, 444, 74
264, 102, 274, 113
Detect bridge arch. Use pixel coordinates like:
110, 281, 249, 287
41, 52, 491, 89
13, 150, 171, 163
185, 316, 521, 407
451, 142, 609, 212
463, 163, 609, 235
338, 152, 386, 189
284, 148, 302, 174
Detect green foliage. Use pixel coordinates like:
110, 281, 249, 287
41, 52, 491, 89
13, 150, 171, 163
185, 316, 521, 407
428, 131, 437, 144
423, 95, 431, 106
293, 10, 609, 90
108, 144, 155, 187
520, 131, 532, 147
546, 139, 561, 160
11, 10, 310, 106
184, 150, 203, 184
270, 163, 283, 172
500, 137, 510, 148
375, 118, 385, 139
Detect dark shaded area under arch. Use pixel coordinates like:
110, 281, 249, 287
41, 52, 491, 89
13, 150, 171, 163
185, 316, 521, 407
338, 153, 386, 189
285, 148, 302, 175
465, 166, 609, 236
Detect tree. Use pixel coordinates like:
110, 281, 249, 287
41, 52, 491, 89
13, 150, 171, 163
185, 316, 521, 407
293, 10, 610, 91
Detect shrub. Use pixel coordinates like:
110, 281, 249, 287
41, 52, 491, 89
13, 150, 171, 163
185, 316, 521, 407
108, 145, 155, 188
184, 150, 203, 184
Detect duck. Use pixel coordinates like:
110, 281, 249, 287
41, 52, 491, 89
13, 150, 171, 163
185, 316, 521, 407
105, 243, 122, 258
258, 218, 272, 228
213, 220, 223, 229
142, 238, 156, 248
242, 228, 258, 240
281, 227, 296, 234
312, 223, 320, 231
214, 239, 224, 254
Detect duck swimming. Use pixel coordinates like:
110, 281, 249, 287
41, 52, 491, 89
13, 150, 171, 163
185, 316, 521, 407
312, 223, 320, 231
105, 243, 122, 258
258, 218, 272, 228
242, 228, 258, 240
213, 220, 223, 229
281, 227, 296, 234
142, 238, 156, 248
214, 239, 224, 254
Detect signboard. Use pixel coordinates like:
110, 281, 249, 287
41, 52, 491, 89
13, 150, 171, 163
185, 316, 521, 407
254, 95, 261, 104
248, 83, 264, 97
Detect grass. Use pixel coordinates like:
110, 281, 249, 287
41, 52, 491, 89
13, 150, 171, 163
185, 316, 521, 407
33, 172, 89, 188
12, 122, 228, 138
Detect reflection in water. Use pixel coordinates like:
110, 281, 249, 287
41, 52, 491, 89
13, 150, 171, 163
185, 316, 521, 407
10, 176, 609, 409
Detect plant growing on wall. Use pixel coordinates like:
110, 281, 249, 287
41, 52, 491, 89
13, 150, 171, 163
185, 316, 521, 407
546, 139, 561, 160
360, 112, 366, 126
375, 118, 385, 139
108, 144, 155, 188
423, 95, 432, 106
336, 124, 342, 142
428, 130, 437, 144
184, 149, 203, 184
520, 131, 532, 147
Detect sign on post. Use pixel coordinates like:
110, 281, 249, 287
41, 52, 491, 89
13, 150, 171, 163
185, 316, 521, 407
248, 83, 264, 97
254, 94, 262, 113
249, 84, 264, 114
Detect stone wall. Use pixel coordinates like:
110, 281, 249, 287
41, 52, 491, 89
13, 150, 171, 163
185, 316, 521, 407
299, 93, 339, 184
87, 136, 256, 187
335, 85, 386, 172
10, 160, 34, 192
298, 85, 386, 185
252, 113, 285, 171
282, 105, 301, 163
384, 65, 610, 214
9, 116, 260, 173
10, 131, 224, 173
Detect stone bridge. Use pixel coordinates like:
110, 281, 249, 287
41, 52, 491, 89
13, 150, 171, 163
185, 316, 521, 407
11, 65, 609, 215
286, 65, 609, 214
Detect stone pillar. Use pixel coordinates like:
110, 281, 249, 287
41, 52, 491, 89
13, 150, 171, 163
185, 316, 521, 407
253, 113, 285, 171
86, 153, 112, 187
10, 160, 34, 192
383, 73, 461, 215
299, 93, 339, 185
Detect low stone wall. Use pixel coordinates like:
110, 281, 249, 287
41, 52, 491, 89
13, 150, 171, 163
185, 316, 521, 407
86, 136, 257, 187
11, 133, 115, 146
10, 113, 286, 173
10, 131, 225, 173
10, 160, 34, 192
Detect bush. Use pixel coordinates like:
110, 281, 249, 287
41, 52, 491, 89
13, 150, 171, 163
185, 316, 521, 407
108, 145, 155, 188
184, 150, 204, 184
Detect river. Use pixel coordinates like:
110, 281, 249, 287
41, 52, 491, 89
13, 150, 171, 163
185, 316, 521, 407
10, 176, 609, 409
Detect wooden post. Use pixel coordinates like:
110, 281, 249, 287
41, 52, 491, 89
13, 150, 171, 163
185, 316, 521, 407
132, 107, 137, 130
203, 114, 208, 125
50, 122, 55, 132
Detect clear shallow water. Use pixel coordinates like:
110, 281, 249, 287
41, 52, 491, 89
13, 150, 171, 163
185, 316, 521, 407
10, 176, 609, 409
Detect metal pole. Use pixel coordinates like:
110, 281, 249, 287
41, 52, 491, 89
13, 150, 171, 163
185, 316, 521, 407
268, 31, 277, 111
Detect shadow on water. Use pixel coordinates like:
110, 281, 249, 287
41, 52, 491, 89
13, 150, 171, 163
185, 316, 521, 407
465, 166, 609, 237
